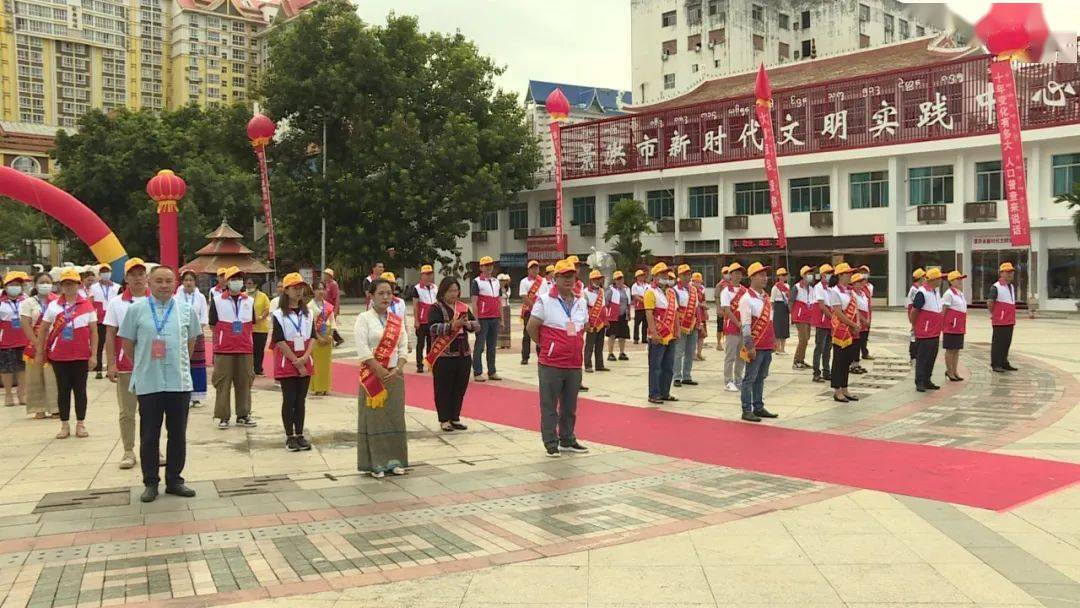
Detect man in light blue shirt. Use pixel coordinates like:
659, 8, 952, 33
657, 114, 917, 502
118, 265, 201, 503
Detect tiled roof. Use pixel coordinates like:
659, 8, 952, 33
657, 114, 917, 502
175, 0, 265, 21
526, 81, 632, 115
204, 220, 245, 240
628, 35, 979, 113
184, 254, 272, 275
0, 121, 58, 156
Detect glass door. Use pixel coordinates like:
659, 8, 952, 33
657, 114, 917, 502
971, 249, 1029, 306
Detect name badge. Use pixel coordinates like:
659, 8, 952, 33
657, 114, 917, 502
151, 339, 166, 359
292, 337, 305, 351
231, 320, 242, 334
11, 318, 20, 329
565, 321, 578, 336
61, 326, 74, 341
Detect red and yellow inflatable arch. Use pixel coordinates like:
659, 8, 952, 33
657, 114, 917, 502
0, 166, 128, 277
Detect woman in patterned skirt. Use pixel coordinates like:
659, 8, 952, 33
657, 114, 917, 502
19, 272, 58, 419
355, 279, 409, 478
177, 269, 209, 407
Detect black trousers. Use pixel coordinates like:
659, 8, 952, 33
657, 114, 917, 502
861, 331, 871, 358
584, 331, 605, 370
415, 324, 431, 369
521, 314, 537, 362
813, 327, 832, 375
138, 391, 189, 487
280, 375, 310, 436
915, 336, 939, 388
852, 332, 868, 364
991, 324, 1014, 369
94, 324, 106, 372
52, 359, 88, 421
633, 309, 646, 342
253, 332, 268, 374
831, 344, 856, 388
433, 356, 470, 422
909, 335, 917, 360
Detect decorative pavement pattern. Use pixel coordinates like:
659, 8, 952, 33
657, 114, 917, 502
0, 334, 1074, 608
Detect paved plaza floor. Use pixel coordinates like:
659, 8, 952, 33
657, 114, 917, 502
0, 306, 1078, 608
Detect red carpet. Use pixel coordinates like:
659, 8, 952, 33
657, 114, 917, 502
325, 361, 1079, 511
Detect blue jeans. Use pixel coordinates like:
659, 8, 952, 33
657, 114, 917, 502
740, 349, 773, 413
673, 328, 697, 381
472, 318, 499, 376
647, 341, 675, 399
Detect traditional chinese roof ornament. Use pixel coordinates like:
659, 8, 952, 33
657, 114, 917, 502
545, 88, 571, 122
974, 3, 1049, 62
754, 63, 772, 107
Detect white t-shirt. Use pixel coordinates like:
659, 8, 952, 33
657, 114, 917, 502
175, 288, 209, 325
719, 285, 738, 308
103, 294, 146, 329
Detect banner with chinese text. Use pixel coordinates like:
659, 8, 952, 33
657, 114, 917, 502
990, 60, 1032, 247
756, 103, 787, 248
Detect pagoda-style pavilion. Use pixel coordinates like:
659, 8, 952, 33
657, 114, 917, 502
184, 220, 272, 275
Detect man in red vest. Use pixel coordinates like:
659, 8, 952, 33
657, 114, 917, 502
909, 268, 944, 392
988, 262, 1018, 372
471, 256, 502, 381
738, 262, 779, 422
413, 264, 437, 373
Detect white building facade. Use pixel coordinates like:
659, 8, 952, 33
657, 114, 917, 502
462, 41, 1080, 312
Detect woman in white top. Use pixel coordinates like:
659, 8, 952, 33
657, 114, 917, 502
177, 269, 209, 406
19, 272, 58, 419
354, 278, 410, 478
941, 270, 968, 382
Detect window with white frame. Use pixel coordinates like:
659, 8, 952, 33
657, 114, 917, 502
908, 165, 953, 205
1052, 153, 1080, 196
647, 189, 674, 219
789, 176, 830, 212
975, 161, 1003, 201
572, 196, 596, 225
687, 185, 719, 217
850, 171, 888, 209
734, 181, 770, 215
508, 203, 528, 230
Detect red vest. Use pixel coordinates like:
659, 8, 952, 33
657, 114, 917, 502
914, 287, 944, 339
213, 292, 255, 354
944, 307, 966, 334
535, 289, 587, 369
414, 282, 437, 324
990, 281, 1016, 326
0, 295, 27, 349
109, 289, 149, 372
272, 308, 313, 379
44, 296, 95, 362
473, 275, 501, 319
791, 280, 812, 323
22, 294, 56, 361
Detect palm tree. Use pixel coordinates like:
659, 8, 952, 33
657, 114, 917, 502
603, 198, 654, 274
1054, 183, 1080, 240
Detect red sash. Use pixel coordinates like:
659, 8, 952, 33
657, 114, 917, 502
655, 288, 678, 342
359, 312, 403, 408
424, 301, 469, 369
586, 288, 606, 332
679, 283, 698, 334
23, 294, 56, 361
724, 287, 746, 335
521, 277, 543, 320
831, 292, 858, 348
740, 297, 773, 361
315, 301, 334, 338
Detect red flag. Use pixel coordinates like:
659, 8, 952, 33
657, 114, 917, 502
754, 64, 787, 249
550, 121, 567, 255
990, 61, 1031, 247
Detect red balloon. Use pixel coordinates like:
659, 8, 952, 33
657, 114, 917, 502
974, 3, 1048, 61
246, 113, 276, 144
545, 88, 570, 122
146, 169, 186, 203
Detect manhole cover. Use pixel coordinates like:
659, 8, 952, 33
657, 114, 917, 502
214, 475, 300, 498
34, 488, 130, 513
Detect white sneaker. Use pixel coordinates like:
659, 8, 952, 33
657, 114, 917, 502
118, 452, 136, 469
725, 381, 739, 392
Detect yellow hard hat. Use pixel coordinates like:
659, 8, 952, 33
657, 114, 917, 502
999, 262, 1015, 272
545, 264, 556, 273
613, 270, 625, 280
691, 272, 703, 281
478, 256, 494, 266
223, 266, 243, 280
833, 262, 854, 275
634, 269, 645, 277
800, 265, 813, 276
851, 273, 865, 283
819, 263, 834, 274
676, 263, 691, 275
59, 268, 81, 283
565, 255, 580, 265
527, 259, 539, 269
727, 262, 745, 273
380, 271, 396, 282
776, 267, 788, 276
420, 264, 434, 274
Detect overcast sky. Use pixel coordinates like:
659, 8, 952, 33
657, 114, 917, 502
353, 1, 1080, 100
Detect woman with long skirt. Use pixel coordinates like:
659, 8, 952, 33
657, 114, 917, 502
310, 281, 335, 396
427, 277, 478, 432
36, 268, 97, 438
273, 273, 316, 451
177, 268, 209, 407
21, 272, 58, 419
770, 268, 791, 355
355, 278, 409, 478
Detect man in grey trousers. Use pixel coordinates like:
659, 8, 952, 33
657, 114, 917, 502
526, 259, 590, 458
720, 263, 746, 392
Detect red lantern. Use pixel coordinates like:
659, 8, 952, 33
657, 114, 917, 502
974, 3, 1049, 62
247, 113, 276, 148
146, 169, 186, 213
545, 88, 570, 122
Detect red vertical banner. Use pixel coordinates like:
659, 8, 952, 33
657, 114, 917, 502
550, 121, 566, 255
756, 104, 787, 249
254, 145, 277, 261
990, 60, 1031, 247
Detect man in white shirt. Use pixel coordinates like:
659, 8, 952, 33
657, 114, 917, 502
104, 258, 149, 470
811, 264, 834, 383
720, 263, 745, 391
518, 260, 543, 364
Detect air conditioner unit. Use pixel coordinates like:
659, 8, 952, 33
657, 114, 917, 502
794, 51, 801, 59
793, 21, 800, 30
661, 52, 670, 61
707, 41, 716, 49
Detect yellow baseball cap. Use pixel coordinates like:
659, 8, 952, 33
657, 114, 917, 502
216, 267, 228, 277
527, 259, 539, 269
912, 268, 926, 279
223, 266, 243, 280
650, 262, 669, 276
819, 263, 834, 274
323, 268, 334, 277
746, 262, 769, 277
634, 269, 645, 277
59, 268, 81, 283
727, 262, 745, 273
613, 270, 624, 280
833, 262, 854, 275
947, 270, 967, 282
776, 267, 788, 276
380, 271, 396, 282
124, 258, 147, 273
925, 268, 943, 281
420, 264, 434, 274
676, 263, 691, 275
589, 269, 602, 280
691, 272, 703, 281
545, 264, 555, 273
98, 263, 111, 272
851, 273, 865, 283
721, 265, 730, 274
566, 255, 580, 265
478, 256, 494, 266
859, 265, 870, 273
282, 272, 306, 289
800, 265, 813, 276
3, 271, 24, 285
999, 262, 1015, 272
554, 259, 576, 275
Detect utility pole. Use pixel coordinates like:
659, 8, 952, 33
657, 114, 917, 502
320, 118, 327, 273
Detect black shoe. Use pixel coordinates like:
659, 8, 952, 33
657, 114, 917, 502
992, 366, 1007, 373
165, 484, 196, 498
822, 372, 832, 381
926, 383, 941, 390
521, 359, 529, 365
682, 379, 699, 386
416, 366, 424, 374
946, 373, 963, 382
596, 366, 611, 372
545, 445, 561, 458
559, 441, 589, 453
450, 422, 467, 431
673, 380, 682, 387
741, 411, 762, 422
648, 397, 663, 404
754, 408, 778, 418
296, 435, 312, 450
95, 372, 103, 380
812, 374, 824, 383
916, 386, 927, 392
286, 436, 300, 451
1004, 364, 1018, 371
584, 367, 594, 373
580, 385, 589, 391
845, 395, 860, 401
833, 395, 850, 403
140, 486, 158, 503
607, 353, 616, 361
619, 353, 629, 361
863, 354, 875, 360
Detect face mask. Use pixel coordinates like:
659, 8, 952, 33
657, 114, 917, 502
5, 286, 21, 297
36, 284, 52, 296
228, 280, 243, 292
100, 272, 112, 282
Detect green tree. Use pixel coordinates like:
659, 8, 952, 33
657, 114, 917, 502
0, 197, 56, 262
603, 198, 654, 274
1054, 184, 1080, 240
51, 105, 261, 262
257, 0, 541, 270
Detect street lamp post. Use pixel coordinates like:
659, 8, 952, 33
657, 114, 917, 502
321, 117, 327, 274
